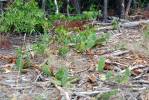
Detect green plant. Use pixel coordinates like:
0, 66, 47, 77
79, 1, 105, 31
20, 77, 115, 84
55, 27, 71, 56
55, 26, 70, 45
16, 47, 32, 72
143, 25, 149, 38
0, 0, 48, 33
105, 68, 131, 84
55, 67, 69, 87
112, 18, 119, 30
97, 56, 106, 72
75, 29, 108, 52
55, 26, 109, 53
98, 89, 118, 100
95, 33, 110, 45
82, 11, 99, 20
115, 68, 131, 83
49, 13, 66, 22
58, 46, 69, 57
16, 48, 23, 71
42, 65, 52, 76
75, 32, 97, 52
32, 33, 51, 55
34, 96, 45, 100
106, 71, 113, 80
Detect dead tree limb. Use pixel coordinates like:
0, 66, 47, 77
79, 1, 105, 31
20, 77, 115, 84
120, 20, 149, 28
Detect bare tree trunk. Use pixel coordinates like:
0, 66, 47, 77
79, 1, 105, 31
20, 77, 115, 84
121, 0, 125, 18
104, 0, 108, 22
125, 0, 132, 17
42, 0, 45, 13
67, 0, 70, 16
69, 0, 81, 14
54, 0, 59, 14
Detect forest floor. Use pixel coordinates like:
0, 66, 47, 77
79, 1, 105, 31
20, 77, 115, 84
0, 20, 149, 100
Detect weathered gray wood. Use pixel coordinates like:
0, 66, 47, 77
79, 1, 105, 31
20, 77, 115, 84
120, 20, 149, 28
103, 0, 108, 22
125, 0, 132, 17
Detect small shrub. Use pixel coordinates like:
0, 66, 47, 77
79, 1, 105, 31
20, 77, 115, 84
16, 47, 32, 72
73, 29, 110, 52
49, 13, 66, 22
55, 26, 70, 45
55, 67, 69, 87
82, 11, 99, 20
0, 0, 48, 33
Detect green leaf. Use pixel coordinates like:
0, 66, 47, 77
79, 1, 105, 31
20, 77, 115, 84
122, 68, 131, 83
85, 33, 96, 49
76, 41, 86, 52
55, 67, 69, 87
97, 56, 106, 72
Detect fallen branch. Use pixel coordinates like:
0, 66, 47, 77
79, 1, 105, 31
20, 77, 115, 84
93, 19, 149, 31
104, 50, 130, 57
73, 89, 111, 97
120, 20, 149, 28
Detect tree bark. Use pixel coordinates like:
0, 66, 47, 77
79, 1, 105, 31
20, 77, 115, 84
125, 0, 132, 17
67, 0, 70, 16
104, 0, 108, 22
121, 0, 125, 18
54, 0, 59, 14
42, 0, 45, 13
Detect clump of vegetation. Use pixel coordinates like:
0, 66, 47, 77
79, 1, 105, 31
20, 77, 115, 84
73, 31, 110, 52
143, 24, 149, 38
55, 26, 110, 54
55, 67, 69, 87
0, 0, 49, 33
41, 64, 73, 87
16, 47, 31, 72
82, 10, 99, 20
98, 89, 119, 100
58, 46, 69, 57
96, 56, 131, 84
105, 68, 131, 84
97, 56, 106, 72
112, 18, 119, 30
49, 13, 66, 22
16, 48, 23, 71
32, 33, 51, 55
